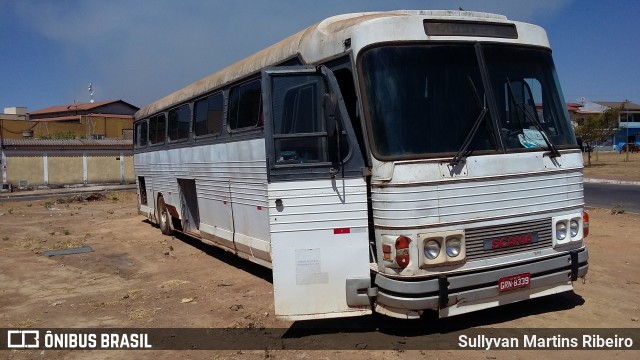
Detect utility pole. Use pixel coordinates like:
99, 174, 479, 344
1, 117, 6, 186
623, 100, 630, 162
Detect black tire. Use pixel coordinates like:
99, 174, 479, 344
158, 196, 173, 236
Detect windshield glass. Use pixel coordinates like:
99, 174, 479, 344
359, 43, 576, 159
483, 44, 576, 151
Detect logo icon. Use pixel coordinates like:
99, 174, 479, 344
483, 232, 539, 250
7, 330, 40, 348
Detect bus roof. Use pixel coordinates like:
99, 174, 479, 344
136, 10, 546, 120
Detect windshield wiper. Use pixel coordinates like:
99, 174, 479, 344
506, 79, 561, 158
450, 77, 488, 167
450, 108, 487, 167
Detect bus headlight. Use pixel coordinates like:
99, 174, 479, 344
552, 213, 584, 247
446, 237, 462, 258
570, 219, 580, 238
556, 222, 567, 240
419, 231, 465, 267
424, 240, 441, 260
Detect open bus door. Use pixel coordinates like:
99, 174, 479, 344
262, 66, 372, 320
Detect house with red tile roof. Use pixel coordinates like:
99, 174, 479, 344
1, 100, 138, 140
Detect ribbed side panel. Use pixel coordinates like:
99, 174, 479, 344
268, 179, 368, 234
134, 140, 268, 208
133, 139, 270, 249
372, 170, 583, 228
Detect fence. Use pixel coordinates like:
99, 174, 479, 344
1, 139, 134, 188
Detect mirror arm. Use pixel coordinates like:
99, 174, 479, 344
324, 93, 343, 178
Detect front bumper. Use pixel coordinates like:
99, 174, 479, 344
373, 247, 588, 319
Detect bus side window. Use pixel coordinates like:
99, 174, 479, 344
135, 120, 148, 148
149, 114, 166, 145
272, 75, 328, 165
194, 92, 224, 136
332, 68, 357, 163
168, 104, 190, 142
229, 79, 262, 130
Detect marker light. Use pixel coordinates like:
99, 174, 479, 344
382, 244, 392, 261
583, 211, 589, 237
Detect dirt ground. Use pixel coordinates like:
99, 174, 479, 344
0, 189, 638, 359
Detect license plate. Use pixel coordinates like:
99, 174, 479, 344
498, 272, 531, 292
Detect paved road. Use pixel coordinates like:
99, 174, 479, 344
584, 182, 640, 213
2, 183, 638, 214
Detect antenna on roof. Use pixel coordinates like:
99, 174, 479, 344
88, 82, 94, 104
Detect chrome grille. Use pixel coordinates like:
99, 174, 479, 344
465, 218, 552, 260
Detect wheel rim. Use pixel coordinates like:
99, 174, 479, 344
161, 208, 167, 226
159, 199, 168, 232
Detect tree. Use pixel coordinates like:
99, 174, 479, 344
575, 108, 619, 166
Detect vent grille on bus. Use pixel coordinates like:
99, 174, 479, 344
465, 218, 552, 261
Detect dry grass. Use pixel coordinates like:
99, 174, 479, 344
582, 151, 640, 182
159, 279, 191, 289
16, 235, 86, 253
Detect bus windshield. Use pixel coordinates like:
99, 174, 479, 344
360, 43, 577, 159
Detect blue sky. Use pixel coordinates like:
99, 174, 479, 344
1, 0, 638, 112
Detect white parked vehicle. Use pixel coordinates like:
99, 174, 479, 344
134, 10, 589, 321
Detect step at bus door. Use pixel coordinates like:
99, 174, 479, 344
177, 178, 200, 236
262, 66, 372, 320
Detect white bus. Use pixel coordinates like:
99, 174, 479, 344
134, 10, 589, 321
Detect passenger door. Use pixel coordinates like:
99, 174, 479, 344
262, 66, 372, 320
